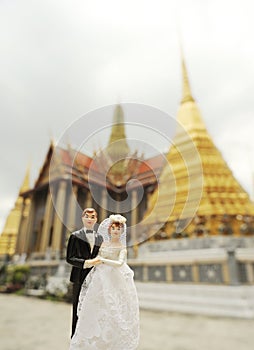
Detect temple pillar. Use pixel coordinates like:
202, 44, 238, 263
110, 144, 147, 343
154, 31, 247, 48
166, 264, 173, 282
51, 181, 67, 254
86, 190, 92, 208
131, 190, 138, 242
246, 263, 254, 284
116, 194, 120, 214
15, 198, 29, 254
39, 189, 54, 253
100, 189, 107, 221
222, 261, 230, 284
143, 265, 148, 282
67, 184, 78, 232
22, 196, 35, 255
192, 263, 199, 282
227, 248, 240, 285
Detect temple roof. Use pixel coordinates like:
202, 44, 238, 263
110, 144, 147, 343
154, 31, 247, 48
20, 141, 165, 196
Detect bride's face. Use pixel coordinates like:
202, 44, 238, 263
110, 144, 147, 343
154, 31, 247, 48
109, 224, 123, 240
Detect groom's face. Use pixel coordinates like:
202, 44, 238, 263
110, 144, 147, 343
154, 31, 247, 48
82, 211, 97, 229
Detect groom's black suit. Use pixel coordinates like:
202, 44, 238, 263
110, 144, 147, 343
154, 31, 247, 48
66, 228, 103, 337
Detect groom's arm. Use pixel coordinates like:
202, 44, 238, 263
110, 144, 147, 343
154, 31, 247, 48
66, 234, 87, 269
83, 236, 104, 268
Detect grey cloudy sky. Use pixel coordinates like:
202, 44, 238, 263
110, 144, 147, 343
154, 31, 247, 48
0, 0, 254, 231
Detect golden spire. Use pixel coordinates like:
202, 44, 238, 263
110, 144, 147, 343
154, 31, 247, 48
177, 50, 206, 132
106, 104, 130, 160
181, 57, 194, 104
19, 163, 31, 194
95, 104, 142, 186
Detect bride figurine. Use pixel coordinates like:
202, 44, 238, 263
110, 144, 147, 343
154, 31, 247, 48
69, 214, 140, 350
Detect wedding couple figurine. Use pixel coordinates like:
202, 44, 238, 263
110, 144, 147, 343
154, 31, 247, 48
66, 208, 140, 350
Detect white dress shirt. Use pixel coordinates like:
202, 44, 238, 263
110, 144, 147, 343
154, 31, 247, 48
84, 228, 95, 251
83, 229, 96, 269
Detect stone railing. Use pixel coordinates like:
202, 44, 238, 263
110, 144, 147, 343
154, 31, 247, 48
128, 246, 254, 285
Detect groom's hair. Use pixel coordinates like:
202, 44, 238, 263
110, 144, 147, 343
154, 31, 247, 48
82, 208, 98, 217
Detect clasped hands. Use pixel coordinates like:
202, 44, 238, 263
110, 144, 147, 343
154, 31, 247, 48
85, 257, 102, 267
89, 257, 102, 265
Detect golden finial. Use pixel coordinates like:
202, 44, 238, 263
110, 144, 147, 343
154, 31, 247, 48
106, 104, 130, 160
19, 163, 31, 194
180, 50, 194, 104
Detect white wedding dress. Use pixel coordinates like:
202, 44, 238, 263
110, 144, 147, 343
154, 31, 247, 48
69, 245, 140, 350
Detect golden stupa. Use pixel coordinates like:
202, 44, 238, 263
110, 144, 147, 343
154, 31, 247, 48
0, 166, 31, 256
144, 57, 254, 239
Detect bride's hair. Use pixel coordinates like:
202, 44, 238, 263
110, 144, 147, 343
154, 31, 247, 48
108, 221, 124, 232
98, 214, 127, 245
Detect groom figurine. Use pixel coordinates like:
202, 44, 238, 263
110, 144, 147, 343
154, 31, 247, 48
66, 207, 103, 338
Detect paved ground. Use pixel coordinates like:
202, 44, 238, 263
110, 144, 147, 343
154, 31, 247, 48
1, 294, 254, 350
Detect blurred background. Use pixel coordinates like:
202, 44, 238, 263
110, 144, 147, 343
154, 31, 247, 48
1, 0, 254, 349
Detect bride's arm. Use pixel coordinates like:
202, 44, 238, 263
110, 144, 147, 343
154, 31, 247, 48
99, 248, 127, 267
